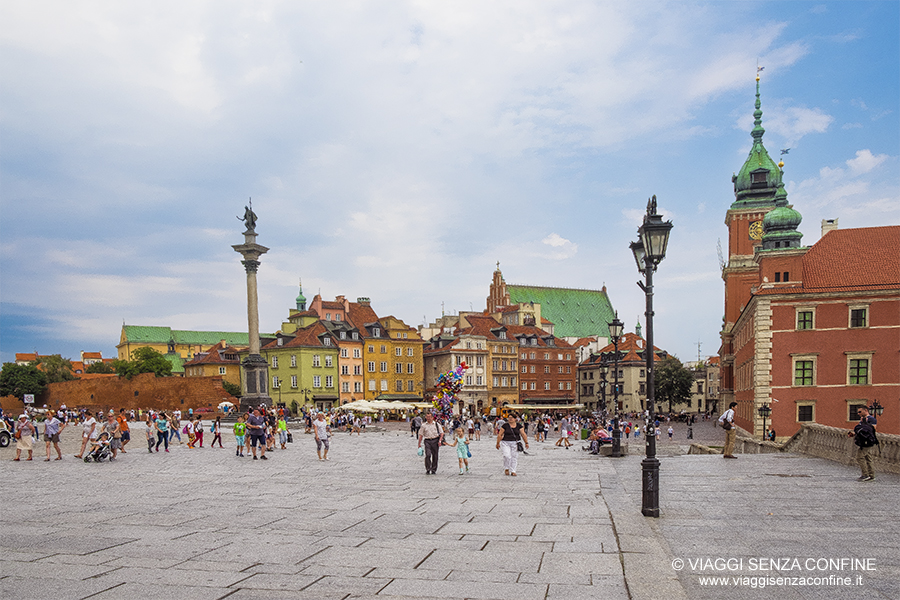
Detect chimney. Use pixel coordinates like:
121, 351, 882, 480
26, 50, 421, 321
821, 218, 839, 238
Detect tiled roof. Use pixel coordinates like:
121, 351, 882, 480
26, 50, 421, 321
122, 326, 254, 346
163, 353, 185, 374
506, 285, 616, 339
581, 332, 665, 365
16, 353, 38, 362
262, 322, 334, 350
756, 226, 900, 296
81, 352, 102, 359
183, 343, 243, 366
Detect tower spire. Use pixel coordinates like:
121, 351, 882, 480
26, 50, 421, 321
751, 69, 765, 146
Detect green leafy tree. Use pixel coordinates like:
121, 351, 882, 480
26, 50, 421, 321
222, 381, 241, 398
112, 347, 173, 379
85, 361, 116, 374
0, 363, 48, 400
35, 354, 76, 383
654, 356, 694, 413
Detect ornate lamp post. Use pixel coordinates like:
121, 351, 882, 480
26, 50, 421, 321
758, 403, 771, 440
630, 195, 673, 518
869, 400, 884, 418
599, 364, 608, 421
609, 314, 624, 458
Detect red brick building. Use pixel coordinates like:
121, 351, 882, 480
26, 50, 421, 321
719, 77, 899, 437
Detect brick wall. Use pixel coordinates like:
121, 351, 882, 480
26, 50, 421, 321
36, 373, 236, 414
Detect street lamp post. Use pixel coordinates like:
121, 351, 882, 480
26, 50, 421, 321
609, 315, 624, 458
599, 364, 608, 422
758, 403, 771, 440
869, 400, 884, 418
630, 195, 673, 518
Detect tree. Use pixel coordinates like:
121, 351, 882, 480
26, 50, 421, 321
654, 356, 694, 413
222, 381, 241, 398
35, 354, 76, 383
112, 347, 172, 379
86, 361, 116, 374
0, 363, 48, 400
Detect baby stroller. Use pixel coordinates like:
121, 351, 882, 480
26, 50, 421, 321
84, 434, 112, 462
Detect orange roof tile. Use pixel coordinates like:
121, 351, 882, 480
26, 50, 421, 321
756, 226, 900, 296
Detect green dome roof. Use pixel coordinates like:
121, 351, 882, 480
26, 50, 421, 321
731, 78, 783, 209
763, 206, 802, 229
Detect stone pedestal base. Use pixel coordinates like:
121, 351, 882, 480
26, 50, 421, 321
240, 354, 271, 412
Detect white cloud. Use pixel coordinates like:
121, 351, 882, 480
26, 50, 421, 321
541, 234, 578, 260
846, 149, 888, 175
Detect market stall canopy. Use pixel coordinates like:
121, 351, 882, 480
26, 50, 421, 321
369, 400, 417, 410
340, 400, 379, 413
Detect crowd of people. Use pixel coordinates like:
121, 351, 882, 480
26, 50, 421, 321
4, 403, 718, 475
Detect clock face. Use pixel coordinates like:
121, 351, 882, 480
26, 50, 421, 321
749, 220, 763, 240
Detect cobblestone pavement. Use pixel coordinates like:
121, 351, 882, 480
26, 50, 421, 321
1, 423, 896, 600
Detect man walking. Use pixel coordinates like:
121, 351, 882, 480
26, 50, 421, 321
418, 413, 443, 475
850, 406, 878, 481
719, 401, 738, 459
246, 408, 268, 460
313, 412, 331, 461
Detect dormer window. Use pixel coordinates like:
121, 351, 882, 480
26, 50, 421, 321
323, 337, 331, 346
373, 328, 380, 337
751, 171, 767, 187
340, 331, 346, 339
498, 331, 507, 340
352, 332, 358, 340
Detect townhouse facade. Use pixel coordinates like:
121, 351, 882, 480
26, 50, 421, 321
577, 331, 667, 414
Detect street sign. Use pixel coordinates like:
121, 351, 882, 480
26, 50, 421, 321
24, 394, 34, 404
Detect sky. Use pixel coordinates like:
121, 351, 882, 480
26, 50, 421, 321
1, 1, 898, 367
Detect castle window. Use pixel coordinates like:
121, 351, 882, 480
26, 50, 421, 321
796, 309, 814, 330
751, 171, 767, 186
849, 307, 868, 328
793, 359, 815, 386
797, 403, 814, 422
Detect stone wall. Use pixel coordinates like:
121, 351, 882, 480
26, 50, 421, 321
36, 373, 235, 415
782, 423, 899, 474
689, 423, 899, 474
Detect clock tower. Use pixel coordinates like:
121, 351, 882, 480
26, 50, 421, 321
722, 75, 786, 329
720, 74, 788, 404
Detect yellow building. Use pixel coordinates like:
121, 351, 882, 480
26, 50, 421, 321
182, 341, 243, 388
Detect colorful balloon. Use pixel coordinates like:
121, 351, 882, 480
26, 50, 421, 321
431, 362, 468, 420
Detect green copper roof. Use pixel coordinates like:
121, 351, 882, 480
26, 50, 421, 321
732, 78, 784, 209
163, 352, 185, 374
506, 285, 616, 338
122, 326, 253, 346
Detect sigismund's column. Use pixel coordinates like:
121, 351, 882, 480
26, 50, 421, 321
232, 203, 272, 411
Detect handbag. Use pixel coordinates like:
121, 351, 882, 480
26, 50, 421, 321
287, 432, 293, 443
417, 446, 424, 457
516, 441, 524, 452
15, 429, 21, 440
721, 420, 733, 431
467, 447, 472, 458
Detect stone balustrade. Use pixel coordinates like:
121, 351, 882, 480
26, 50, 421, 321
689, 423, 899, 474
782, 423, 899, 474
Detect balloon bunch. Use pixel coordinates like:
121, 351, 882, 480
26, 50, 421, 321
432, 362, 468, 420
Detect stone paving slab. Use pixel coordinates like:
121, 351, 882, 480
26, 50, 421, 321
2, 424, 896, 599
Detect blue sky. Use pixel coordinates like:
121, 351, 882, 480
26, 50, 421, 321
1, 1, 898, 366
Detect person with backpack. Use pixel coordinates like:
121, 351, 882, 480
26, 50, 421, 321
849, 406, 878, 481
718, 401, 738, 459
